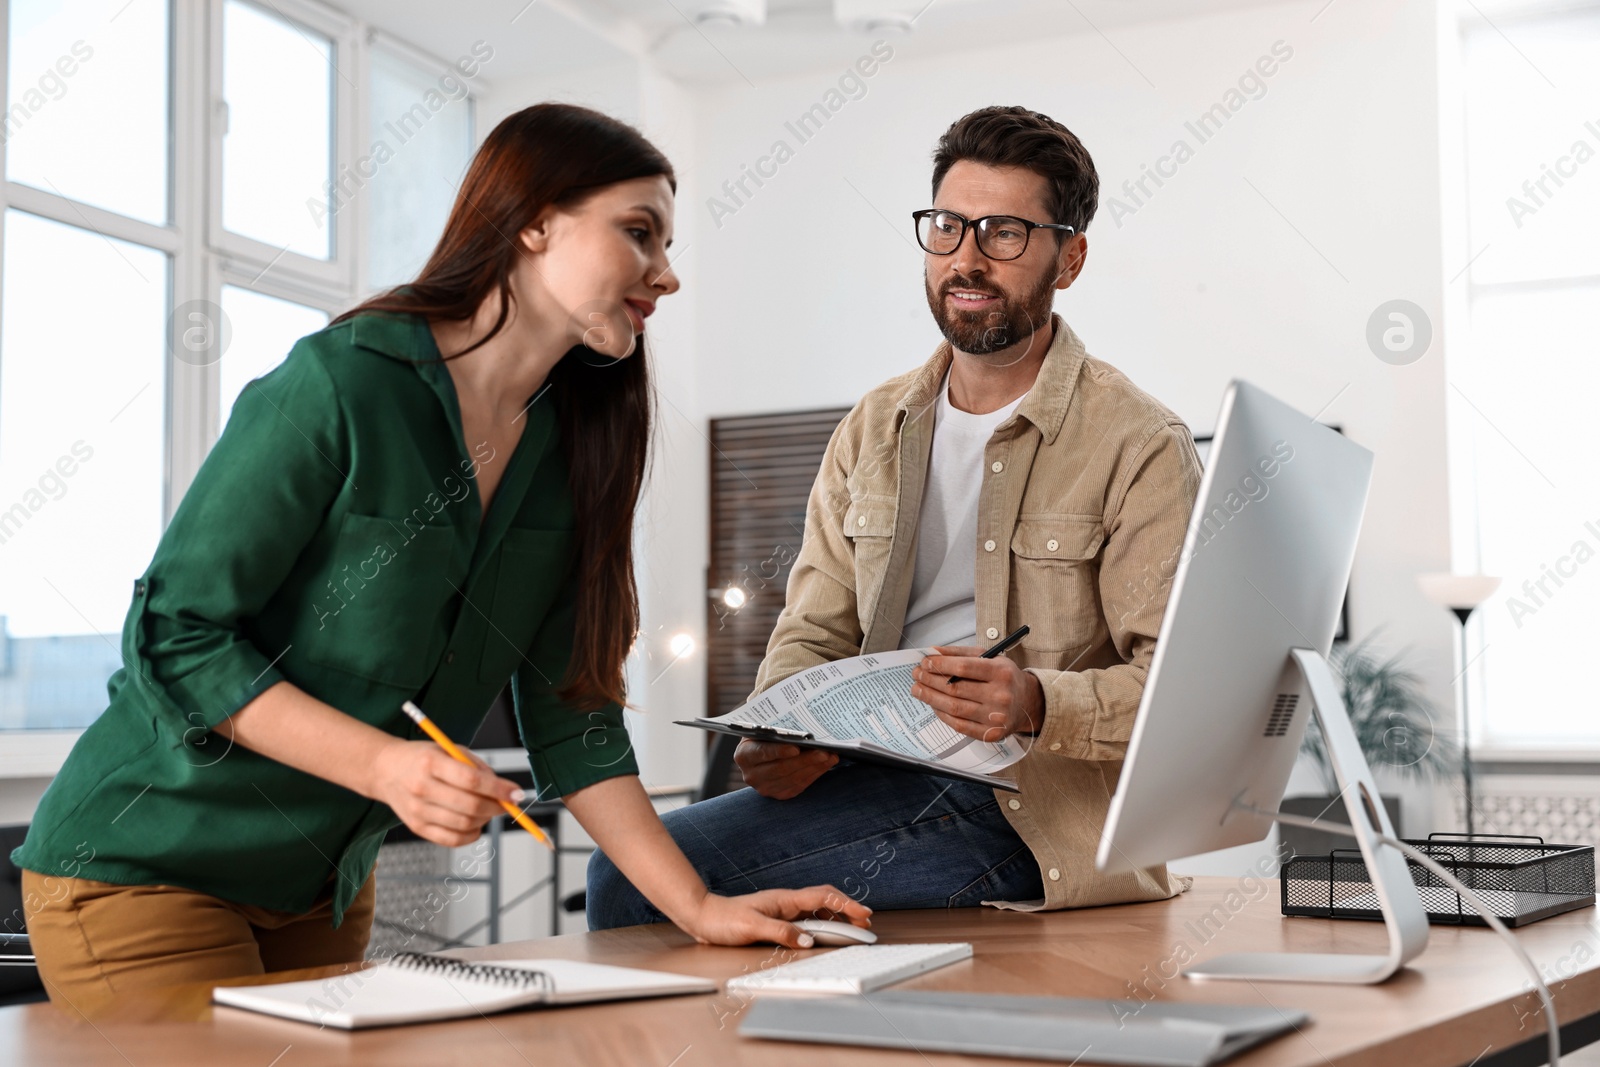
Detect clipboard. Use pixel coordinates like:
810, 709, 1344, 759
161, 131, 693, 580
674, 718, 1022, 793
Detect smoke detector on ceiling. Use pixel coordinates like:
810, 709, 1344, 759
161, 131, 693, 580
833, 0, 921, 33
687, 0, 767, 27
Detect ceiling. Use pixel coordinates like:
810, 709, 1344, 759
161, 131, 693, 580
331, 0, 633, 79
332, 0, 1299, 87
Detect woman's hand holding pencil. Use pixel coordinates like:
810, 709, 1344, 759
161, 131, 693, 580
402, 701, 554, 851
362, 700, 533, 849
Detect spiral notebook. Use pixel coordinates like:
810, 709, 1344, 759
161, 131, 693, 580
211, 952, 716, 1029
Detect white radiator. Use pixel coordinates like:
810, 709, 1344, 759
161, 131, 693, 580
1455, 774, 1600, 847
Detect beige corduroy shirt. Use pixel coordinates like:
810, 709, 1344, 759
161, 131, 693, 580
750, 314, 1203, 911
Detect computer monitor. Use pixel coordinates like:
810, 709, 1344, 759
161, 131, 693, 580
1096, 380, 1429, 984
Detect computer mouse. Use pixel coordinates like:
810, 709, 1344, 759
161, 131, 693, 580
794, 919, 878, 946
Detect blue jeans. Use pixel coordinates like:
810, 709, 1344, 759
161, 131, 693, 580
586, 761, 1044, 929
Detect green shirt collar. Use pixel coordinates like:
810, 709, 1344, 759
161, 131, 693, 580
348, 310, 427, 361
348, 312, 462, 428
348, 310, 557, 556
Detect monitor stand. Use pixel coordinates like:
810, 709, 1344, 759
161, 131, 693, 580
1183, 648, 1430, 985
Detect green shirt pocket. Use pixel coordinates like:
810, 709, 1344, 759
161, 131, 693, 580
306, 513, 455, 689
477, 527, 574, 684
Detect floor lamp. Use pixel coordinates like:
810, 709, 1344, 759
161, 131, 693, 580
1417, 573, 1501, 837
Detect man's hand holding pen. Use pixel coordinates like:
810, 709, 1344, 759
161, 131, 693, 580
910, 625, 1043, 742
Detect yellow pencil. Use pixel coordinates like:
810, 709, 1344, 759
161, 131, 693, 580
401, 700, 554, 852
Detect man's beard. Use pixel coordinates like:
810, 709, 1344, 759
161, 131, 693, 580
925, 268, 1056, 357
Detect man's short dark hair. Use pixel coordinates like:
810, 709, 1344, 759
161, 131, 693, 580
931, 105, 1099, 235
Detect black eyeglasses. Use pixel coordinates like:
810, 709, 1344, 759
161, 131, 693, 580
911, 209, 1075, 261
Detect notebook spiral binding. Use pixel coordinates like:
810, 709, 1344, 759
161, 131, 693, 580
388, 952, 554, 993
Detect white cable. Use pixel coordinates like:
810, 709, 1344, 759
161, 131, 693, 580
1257, 807, 1560, 1067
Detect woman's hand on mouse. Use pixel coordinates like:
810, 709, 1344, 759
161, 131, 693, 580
734, 740, 838, 799
679, 886, 872, 949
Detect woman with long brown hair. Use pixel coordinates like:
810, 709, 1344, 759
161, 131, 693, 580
13, 103, 868, 1006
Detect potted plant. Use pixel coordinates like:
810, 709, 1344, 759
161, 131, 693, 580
1278, 636, 1460, 858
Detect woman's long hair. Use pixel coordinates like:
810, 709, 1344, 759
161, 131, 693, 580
334, 103, 672, 710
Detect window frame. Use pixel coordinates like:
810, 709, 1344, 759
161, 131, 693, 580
1445, 1, 1600, 762
360, 27, 479, 297
205, 0, 357, 295
0, 0, 480, 764
0, 0, 185, 770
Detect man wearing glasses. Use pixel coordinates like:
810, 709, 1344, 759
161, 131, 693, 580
589, 106, 1202, 925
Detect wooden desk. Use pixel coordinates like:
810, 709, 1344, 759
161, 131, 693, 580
4, 877, 1597, 1066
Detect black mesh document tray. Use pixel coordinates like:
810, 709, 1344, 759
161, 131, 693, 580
1281, 833, 1595, 927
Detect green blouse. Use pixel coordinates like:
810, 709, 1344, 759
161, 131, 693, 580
11, 312, 638, 927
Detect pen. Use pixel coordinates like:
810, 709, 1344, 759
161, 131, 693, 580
946, 624, 1030, 684
401, 700, 555, 852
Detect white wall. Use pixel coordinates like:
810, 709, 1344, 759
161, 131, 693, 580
476, 0, 1465, 874
625, 67, 713, 793
676, 0, 1458, 873
477, 59, 642, 131
0, 780, 48, 826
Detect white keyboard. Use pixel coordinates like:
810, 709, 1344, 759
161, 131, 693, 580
726, 943, 972, 996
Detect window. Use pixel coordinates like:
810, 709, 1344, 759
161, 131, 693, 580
218, 286, 330, 426
0, 211, 168, 727
367, 40, 475, 289
1452, 8, 1600, 750
1, 0, 174, 732
5, 0, 169, 223
219, 0, 335, 261
0, 1, 479, 736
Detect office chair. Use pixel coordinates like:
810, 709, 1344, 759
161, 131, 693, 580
0, 824, 45, 1006
559, 729, 745, 916
0, 936, 34, 969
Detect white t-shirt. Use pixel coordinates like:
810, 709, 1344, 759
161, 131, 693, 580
899, 373, 1027, 651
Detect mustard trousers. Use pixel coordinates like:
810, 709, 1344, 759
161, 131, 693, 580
20, 868, 376, 1009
